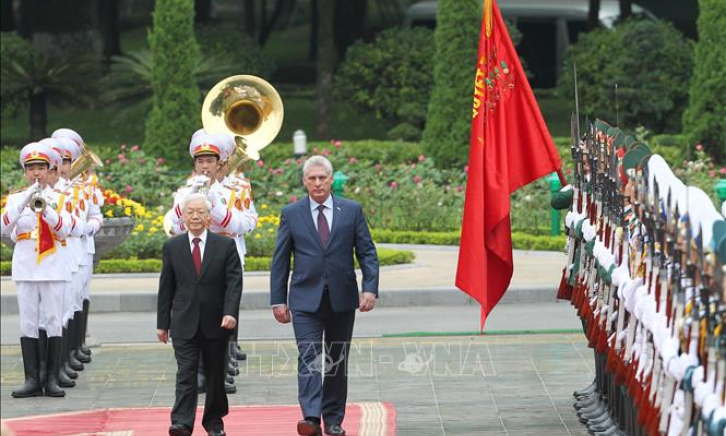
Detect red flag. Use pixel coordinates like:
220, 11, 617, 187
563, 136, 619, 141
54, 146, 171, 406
36, 213, 57, 264
456, 0, 562, 331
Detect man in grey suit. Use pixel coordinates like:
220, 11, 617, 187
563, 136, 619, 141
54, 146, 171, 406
270, 155, 379, 436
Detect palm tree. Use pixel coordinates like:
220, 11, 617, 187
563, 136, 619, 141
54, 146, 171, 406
103, 49, 235, 120
1, 35, 99, 139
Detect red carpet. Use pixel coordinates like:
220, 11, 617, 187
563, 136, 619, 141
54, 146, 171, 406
5, 402, 396, 436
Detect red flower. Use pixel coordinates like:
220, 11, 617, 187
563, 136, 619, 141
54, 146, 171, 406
719, 167, 726, 176
107, 196, 117, 205
157, 158, 165, 166
312, 147, 319, 154
333, 140, 342, 148
463, 165, 469, 173
257, 160, 265, 168
413, 175, 421, 184
125, 185, 133, 194
695, 144, 703, 151
349, 157, 357, 164
290, 195, 298, 203
121, 144, 127, 150
322, 149, 331, 156
390, 181, 398, 189
418, 154, 426, 163
131, 145, 140, 152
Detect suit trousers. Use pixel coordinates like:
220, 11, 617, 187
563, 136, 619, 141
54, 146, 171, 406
292, 290, 356, 425
171, 329, 229, 431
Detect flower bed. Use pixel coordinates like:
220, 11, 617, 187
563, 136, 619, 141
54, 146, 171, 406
0, 247, 414, 276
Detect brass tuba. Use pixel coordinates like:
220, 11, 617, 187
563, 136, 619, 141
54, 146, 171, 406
201, 75, 284, 174
70, 145, 104, 180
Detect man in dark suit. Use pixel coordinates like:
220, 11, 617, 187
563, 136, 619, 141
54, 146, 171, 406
157, 193, 243, 436
270, 155, 380, 436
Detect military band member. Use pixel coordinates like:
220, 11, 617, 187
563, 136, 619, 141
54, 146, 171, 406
1, 142, 75, 398
52, 128, 104, 359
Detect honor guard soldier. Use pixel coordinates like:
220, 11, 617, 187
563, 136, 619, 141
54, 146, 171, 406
215, 133, 258, 362
1, 142, 75, 398
52, 128, 104, 360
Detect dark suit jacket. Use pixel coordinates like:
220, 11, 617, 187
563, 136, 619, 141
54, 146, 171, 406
270, 195, 379, 313
157, 231, 243, 339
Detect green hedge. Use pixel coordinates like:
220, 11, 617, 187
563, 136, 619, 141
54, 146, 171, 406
372, 229, 566, 251
0, 248, 414, 276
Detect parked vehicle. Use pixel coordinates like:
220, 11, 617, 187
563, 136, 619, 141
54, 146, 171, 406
403, 0, 656, 87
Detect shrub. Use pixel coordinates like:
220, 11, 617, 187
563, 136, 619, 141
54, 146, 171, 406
557, 19, 693, 134
1, 249, 414, 275
0, 32, 34, 117
196, 24, 275, 83
144, 0, 201, 167
682, 0, 726, 163
422, 0, 480, 167
96, 143, 181, 208
334, 27, 434, 142
370, 229, 566, 251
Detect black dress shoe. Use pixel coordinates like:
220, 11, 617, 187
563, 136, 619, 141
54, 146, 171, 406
206, 429, 226, 436
168, 423, 192, 436
297, 419, 322, 436
324, 423, 346, 435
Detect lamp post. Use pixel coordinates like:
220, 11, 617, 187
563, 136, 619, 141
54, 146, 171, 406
715, 178, 726, 205
546, 172, 563, 236
332, 171, 349, 197
293, 129, 307, 157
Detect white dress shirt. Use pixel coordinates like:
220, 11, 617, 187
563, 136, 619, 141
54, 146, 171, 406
310, 195, 333, 232
188, 229, 208, 262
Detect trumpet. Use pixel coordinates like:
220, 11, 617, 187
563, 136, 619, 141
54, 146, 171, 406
197, 172, 212, 196
70, 145, 104, 180
29, 179, 46, 213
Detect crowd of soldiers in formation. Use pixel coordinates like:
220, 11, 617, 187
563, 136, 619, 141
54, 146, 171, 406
553, 117, 726, 436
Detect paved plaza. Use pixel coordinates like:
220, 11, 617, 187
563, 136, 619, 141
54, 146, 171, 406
1, 333, 595, 436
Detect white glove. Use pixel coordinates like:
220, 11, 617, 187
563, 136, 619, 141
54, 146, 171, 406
17, 182, 39, 211
188, 175, 210, 193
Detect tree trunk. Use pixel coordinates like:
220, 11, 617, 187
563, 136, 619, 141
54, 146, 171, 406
1, 0, 15, 31
242, 0, 256, 37
618, 0, 632, 21
258, 0, 289, 46
309, 0, 318, 61
315, 0, 334, 140
98, 0, 121, 62
17, 0, 34, 39
194, 0, 212, 25
30, 91, 48, 140
587, 0, 601, 30
333, 0, 366, 59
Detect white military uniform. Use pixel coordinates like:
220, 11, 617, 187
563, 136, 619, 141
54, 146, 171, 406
0, 144, 74, 338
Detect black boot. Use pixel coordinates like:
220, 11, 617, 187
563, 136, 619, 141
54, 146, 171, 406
45, 336, 66, 397
72, 311, 90, 363
11, 337, 43, 398
61, 327, 78, 379
68, 318, 84, 371
38, 329, 48, 388
57, 328, 76, 389
80, 299, 91, 355
231, 326, 246, 361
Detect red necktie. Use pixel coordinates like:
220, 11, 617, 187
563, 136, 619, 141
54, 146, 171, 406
192, 237, 202, 276
317, 205, 329, 248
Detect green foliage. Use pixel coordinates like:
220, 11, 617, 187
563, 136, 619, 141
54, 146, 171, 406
682, 0, 726, 163
261, 140, 424, 165
334, 27, 435, 141
371, 229, 565, 251
97, 143, 183, 208
0, 32, 100, 138
557, 19, 693, 134
422, 0, 480, 167
0, 33, 34, 116
144, 0, 201, 167
1, 249, 414, 275
196, 24, 275, 83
